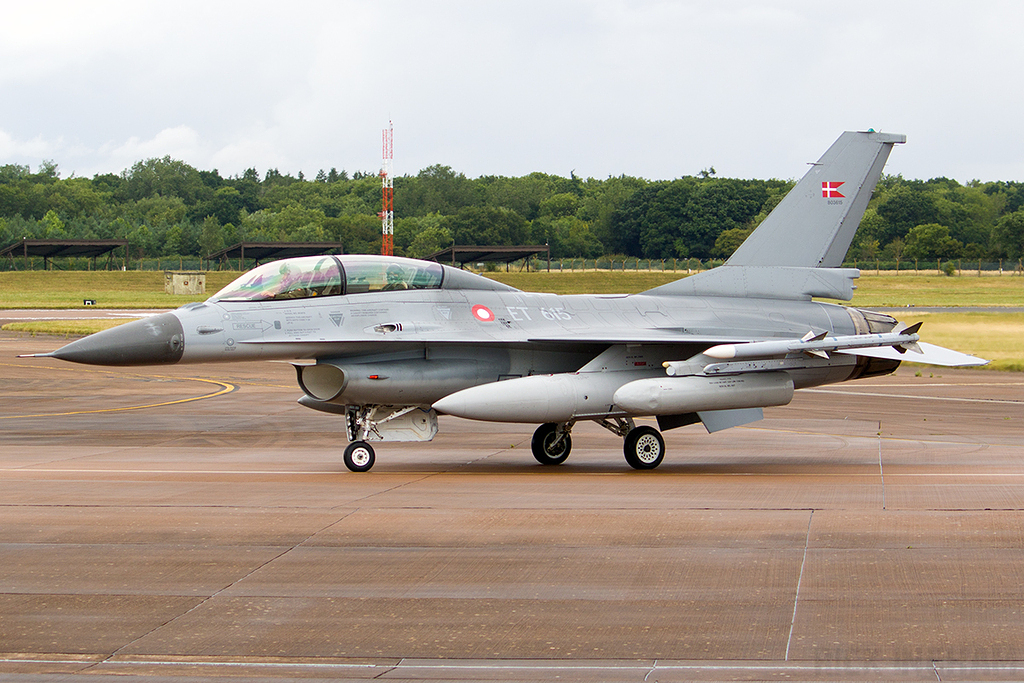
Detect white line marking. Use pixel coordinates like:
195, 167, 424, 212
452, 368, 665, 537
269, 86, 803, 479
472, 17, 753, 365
879, 421, 886, 510
803, 388, 1023, 405
5, 657, 1024, 675
849, 382, 1024, 388
785, 510, 813, 661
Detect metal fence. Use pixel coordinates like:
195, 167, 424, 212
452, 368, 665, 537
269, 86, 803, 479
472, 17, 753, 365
534, 258, 725, 272
532, 258, 1024, 275
2, 255, 729, 273
2, 256, 212, 272
844, 259, 1024, 275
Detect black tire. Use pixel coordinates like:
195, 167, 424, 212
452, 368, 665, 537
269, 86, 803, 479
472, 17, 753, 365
531, 423, 572, 465
344, 441, 375, 472
624, 426, 665, 470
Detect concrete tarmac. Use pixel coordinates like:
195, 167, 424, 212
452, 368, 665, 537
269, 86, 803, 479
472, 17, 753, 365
2, 330, 1024, 681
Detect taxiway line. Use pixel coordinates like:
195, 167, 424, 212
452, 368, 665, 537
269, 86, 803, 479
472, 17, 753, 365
6, 655, 1024, 677
804, 387, 1024, 405
0, 368, 236, 419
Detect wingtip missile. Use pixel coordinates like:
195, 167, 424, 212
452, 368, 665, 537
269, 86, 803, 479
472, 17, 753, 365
693, 327, 935, 366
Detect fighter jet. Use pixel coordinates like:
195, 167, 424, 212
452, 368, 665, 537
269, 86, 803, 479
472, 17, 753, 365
26, 131, 985, 471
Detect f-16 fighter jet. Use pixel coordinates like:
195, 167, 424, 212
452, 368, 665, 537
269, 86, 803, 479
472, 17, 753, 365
27, 131, 985, 471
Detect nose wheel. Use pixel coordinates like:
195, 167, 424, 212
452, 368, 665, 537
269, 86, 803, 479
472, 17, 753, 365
344, 441, 375, 472
531, 422, 573, 465
623, 426, 665, 470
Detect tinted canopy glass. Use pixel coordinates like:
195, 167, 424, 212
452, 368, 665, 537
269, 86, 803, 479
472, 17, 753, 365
210, 256, 444, 302
342, 257, 443, 294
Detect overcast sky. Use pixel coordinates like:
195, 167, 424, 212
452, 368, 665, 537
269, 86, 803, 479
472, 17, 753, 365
2, 1, 1023, 183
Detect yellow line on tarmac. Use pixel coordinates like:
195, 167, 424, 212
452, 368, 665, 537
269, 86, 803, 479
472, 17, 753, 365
0, 363, 236, 419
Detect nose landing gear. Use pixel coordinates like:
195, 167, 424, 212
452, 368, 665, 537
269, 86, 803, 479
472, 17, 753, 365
343, 441, 375, 472
531, 422, 574, 465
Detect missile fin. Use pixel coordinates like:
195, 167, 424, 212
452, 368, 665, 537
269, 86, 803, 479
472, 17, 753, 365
896, 321, 923, 336
890, 321, 923, 354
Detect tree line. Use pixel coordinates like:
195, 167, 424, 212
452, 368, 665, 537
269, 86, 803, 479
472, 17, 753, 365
2, 157, 1024, 265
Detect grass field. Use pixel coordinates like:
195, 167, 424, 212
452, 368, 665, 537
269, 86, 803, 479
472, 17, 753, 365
486, 271, 1024, 306
833, 274, 1024, 308
0, 271, 239, 309
3, 319, 135, 337
900, 311, 1024, 371
4, 269, 1020, 308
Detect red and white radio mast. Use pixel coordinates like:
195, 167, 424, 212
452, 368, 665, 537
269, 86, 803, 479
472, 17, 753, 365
380, 121, 394, 256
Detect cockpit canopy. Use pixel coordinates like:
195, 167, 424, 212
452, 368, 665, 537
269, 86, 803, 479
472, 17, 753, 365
210, 255, 445, 302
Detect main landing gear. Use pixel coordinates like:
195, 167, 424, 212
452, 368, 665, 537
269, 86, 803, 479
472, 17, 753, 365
622, 425, 665, 470
531, 418, 667, 470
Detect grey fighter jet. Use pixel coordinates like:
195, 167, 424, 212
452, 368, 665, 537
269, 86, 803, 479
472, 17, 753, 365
26, 131, 985, 472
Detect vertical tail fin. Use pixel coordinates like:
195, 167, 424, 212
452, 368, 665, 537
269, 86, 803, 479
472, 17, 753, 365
726, 130, 905, 268
644, 131, 905, 300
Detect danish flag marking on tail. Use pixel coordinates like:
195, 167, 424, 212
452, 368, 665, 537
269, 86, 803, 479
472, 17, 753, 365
822, 181, 845, 198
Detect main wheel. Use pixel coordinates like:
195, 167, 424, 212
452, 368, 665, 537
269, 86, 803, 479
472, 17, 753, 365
344, 441, 375, 472
623, 426, 665, 470
531, 423, 572, 465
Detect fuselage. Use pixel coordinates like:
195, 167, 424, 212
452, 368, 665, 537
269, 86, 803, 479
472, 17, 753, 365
46, 255, 900, 412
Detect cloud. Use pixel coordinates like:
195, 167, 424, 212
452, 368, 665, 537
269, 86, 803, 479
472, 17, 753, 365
103, 126, 207, 171
2, 1, 1024, 182
0, 130, 63, 163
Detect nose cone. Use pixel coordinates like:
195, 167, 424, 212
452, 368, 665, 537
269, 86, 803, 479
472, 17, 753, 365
50, 312, 185, 366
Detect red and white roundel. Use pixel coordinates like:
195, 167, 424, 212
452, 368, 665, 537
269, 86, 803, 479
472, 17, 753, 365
472, 304, 495, 322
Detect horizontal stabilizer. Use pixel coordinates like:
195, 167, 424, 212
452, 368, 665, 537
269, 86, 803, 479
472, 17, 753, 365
837, 341, 988, 367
